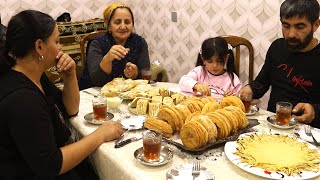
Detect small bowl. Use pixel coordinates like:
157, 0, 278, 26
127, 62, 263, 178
106, 96, 123, 109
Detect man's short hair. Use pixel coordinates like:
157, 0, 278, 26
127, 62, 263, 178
280, 0, 320, 23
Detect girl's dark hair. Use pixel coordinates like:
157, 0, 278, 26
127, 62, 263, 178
0, 10, 55, 73
196, 37, 236, 86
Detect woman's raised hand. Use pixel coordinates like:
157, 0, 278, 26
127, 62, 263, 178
107, 45, 130, 61
56, 51, 76, 76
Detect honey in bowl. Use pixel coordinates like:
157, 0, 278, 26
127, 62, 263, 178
107, 97, 123, 109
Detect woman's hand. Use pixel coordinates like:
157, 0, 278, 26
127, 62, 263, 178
124, 62, 138, 79
106, 45, 130, 61
56, 51, 76, 76
193, 83, 211, 96
96, 121, 124, 142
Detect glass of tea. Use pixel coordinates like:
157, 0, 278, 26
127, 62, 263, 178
92, 95, 107, 121
141, 68, 152, 81
276, 102, 292, 126
143, 130, 162, 162
238, 92, 252, 113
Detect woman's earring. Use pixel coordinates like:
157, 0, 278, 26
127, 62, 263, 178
39, 55, 44, 61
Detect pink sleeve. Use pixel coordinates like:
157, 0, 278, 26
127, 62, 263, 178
232, 74, 242, 94
178, 68, 200, 93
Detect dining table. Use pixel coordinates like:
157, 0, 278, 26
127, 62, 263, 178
70, 82, 320, 180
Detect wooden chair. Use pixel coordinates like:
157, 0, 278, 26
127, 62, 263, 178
222, 35, 254, 83
80, 30, 107, 68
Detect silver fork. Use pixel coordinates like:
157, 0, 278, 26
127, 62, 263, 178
192, 161, 201, 178
305, 125, 320, 146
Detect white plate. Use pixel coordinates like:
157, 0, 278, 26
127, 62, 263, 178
84, 112, 114, 125
118, 115, 146, 130
166, 163, 215, 180
245, 105, 259, 116
134, 146, 173, 166
294, 125, 320, 143
266, 115, 298, 129
224, 132, 320, 180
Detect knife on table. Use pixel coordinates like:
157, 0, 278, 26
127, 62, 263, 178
115, 135, 142, 148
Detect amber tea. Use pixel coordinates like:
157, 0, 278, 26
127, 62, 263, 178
242, 100, 252, 113
238, 93, 252, 113
93, 104, 107, 120
276, 110, 291, 125
143, 139, 161, 161
143, 130, 162, 162
275, 102, 292, 126
92, 96, 107, 120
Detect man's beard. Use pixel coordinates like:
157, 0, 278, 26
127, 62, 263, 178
285, 30, 314, 52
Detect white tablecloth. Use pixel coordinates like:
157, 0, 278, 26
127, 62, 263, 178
70, 84, 320, 180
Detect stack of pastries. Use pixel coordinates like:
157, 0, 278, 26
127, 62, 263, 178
129, 87, 187, 116
144, 95, 249, 149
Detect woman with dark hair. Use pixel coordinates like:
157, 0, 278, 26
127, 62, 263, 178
179, 37, 241, 98
0, 10, 124, 179
78, 3, 151, 90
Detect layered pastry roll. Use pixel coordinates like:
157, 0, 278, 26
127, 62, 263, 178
163, 97, 174, 106
148, 102, 161, 117
159, 87, 169, 97
151, 96, 163, 104
171, 93, 185, 105
136, 99, 149, 115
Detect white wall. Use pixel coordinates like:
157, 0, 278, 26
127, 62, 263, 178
2, 0, 320, 109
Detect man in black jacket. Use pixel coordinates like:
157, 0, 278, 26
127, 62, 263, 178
240, 0, 320, 128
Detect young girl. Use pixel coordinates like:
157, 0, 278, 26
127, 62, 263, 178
179, 37, 241, 98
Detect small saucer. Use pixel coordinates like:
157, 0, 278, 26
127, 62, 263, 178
134, 146, 173, 166
266, 115, 297, 129
118, 115, 145, 130
245, 105, 259, 116
166, 163, 215, 180
84, 112, 114, 125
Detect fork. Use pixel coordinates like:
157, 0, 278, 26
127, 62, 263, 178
192, 161, 201, 178
305, 125, 320, 146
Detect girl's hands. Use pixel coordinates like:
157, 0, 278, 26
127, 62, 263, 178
223, 90, 233, 96
124, 62, 138, 79
193, 83, 211, 96
56, 51, 76, 76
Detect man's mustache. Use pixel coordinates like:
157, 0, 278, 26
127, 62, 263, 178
287, 38, 300, 43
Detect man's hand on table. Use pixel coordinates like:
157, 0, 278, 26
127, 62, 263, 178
292, 103, 315, 124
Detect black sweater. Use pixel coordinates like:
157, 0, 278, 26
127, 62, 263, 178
250, 38, 320, 128
0, 70, 80, 179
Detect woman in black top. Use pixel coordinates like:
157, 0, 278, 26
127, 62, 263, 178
0, 10, 124, 179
